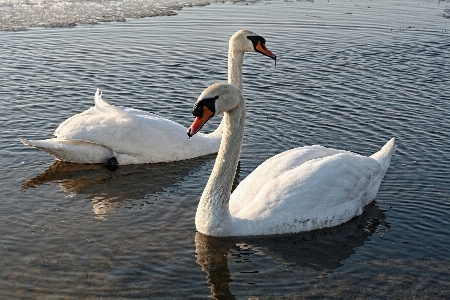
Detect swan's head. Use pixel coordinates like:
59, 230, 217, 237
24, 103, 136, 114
230, 29, 276, 60
187, 83, 243, 138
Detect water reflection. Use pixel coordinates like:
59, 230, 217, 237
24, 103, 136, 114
195, 202, 388, 299
23, 154, 216, 218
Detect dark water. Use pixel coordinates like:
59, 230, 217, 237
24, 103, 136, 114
1, 0, 449, 298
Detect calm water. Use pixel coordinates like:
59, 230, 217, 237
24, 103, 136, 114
1, 0, 450, 298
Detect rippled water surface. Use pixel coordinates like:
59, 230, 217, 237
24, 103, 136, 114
1, 0, 450, 298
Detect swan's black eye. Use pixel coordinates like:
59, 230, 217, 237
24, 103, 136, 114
192, 96, 218, 117
247, 35, 266, 49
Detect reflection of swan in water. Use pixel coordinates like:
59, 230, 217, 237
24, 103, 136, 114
195, 202, 388, 299
23, 154, 216, 218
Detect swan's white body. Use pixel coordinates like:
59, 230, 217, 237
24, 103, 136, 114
21, 93, 222, 164
20, 30, 275, 165
189, 83, 396, 237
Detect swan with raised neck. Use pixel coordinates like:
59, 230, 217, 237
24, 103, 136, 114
189, 83, 246, 235
228, 29, 276, 90
188, 83, 396, 237
211, 29, 275, 137
19, 30, 275, 165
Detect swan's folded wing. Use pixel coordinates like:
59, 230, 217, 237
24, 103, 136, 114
54, 103, 187, 157
230, 145, 345, 214
230, 146, 382, 224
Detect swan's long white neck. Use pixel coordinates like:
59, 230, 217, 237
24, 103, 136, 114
195, 96, 246, 236
228, 49, 244, 90
210, 46, 244, 137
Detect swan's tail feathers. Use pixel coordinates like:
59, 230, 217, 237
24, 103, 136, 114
370, 137, 396, 171
20, 138, 61, 153
20, 138, 64, 159
20, 138, 33, 147
19, 138, 113, 164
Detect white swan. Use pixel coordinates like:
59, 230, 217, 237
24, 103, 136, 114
20, 30, 276, 165
187, 83, 396, 237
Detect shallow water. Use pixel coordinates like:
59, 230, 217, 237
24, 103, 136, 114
1, 0, 450, 298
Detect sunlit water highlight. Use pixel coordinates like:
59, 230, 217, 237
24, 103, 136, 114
1, 0, 450, 298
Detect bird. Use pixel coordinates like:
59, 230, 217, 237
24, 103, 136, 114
20, 30, 276, 165
187, 82, 396, 237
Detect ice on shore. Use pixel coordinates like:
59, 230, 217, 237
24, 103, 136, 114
0, 0, 228, 31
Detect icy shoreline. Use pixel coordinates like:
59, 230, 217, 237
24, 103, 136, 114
0, 0, 244, 31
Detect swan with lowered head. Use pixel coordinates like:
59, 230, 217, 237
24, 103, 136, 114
187, 82, 396, 237
20, 30, 276, 165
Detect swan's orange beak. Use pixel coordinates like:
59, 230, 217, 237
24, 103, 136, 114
187, 106, 214, 138
255, 41, 276, 60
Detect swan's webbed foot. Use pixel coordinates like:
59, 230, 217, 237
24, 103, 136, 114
105, 157, 118, 171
